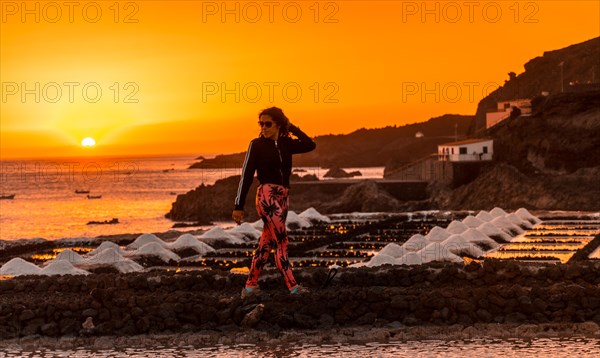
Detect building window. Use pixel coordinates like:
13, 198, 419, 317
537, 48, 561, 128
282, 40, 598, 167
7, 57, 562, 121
459, 147, 467, 155
451, 148, 454, 155
483, 146, 488, 154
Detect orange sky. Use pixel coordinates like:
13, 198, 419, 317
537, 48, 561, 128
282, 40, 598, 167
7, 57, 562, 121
1, 0, 599, 159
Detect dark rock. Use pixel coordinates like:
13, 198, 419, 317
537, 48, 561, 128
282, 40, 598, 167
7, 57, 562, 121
82, 309, 98, 317
356, 312, 377, 325
59, 318, 78, 335
476, 309, 492, 322
19, 309, 36, 321
505, 312, 527, 323
402, 315, 420, 326
136, 317, 151, 333
293, 312, 317, 329
324, 166, 361, 179
22, 318, 44, 336
319, 314, 335, 328
455, 299, 475, 314
40, 322, 59, 336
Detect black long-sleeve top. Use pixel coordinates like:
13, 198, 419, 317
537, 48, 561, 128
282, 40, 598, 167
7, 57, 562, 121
234, 125, 316, 210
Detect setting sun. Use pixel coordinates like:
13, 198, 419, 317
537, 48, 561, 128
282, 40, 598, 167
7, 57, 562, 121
81, 137, 96, 147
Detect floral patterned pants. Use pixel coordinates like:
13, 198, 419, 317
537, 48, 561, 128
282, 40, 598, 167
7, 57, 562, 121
245, 183, 298, 291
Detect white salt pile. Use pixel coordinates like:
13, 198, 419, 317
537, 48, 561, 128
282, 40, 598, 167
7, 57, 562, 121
132, 242, 180, 263
55, 249, 86, 264
425, 226, 451, 243
475, 210, 495, 222
462, 215, 485, 228
461, 228, 500, 249
127, 233, 168, 250
397, 252, 422, 265
40, 260, 89, 276
402, 234, 427, 251
286, 211, 312, 229
111, 260, 144, 273
418, 242, 463, 264
89, 241, 126, 256
377, 243, 407, 258
443, 235, 485, 258
299, 207, 331, 223
226, 223, 261, 241
200, 227, 245, 245
0, 258, 41, 276
366, 253, 397, 267
251, 219, 264, 230
362, 207, 542, 267
515, 208, 541, 225
490, 216, 525, 235
82, 247, 143, 273
477, 222, 512, 242
446, 221, 469, 235
506, 213, 533, 229
85, 247, 128, 265
169, 234, 216, 255
489, 207, 509, 218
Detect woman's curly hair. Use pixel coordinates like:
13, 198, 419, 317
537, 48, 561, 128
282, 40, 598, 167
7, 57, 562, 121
258, 107, 290, 138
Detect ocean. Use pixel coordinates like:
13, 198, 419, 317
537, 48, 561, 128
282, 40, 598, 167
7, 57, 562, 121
0, 155, 384, 241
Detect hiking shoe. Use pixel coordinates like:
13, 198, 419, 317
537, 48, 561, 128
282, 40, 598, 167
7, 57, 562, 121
240, 287, 260, 299
290, 285, 309, 295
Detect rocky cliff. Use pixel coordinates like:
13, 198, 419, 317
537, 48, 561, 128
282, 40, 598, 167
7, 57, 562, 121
435, 91, 600, 211
471, 37, 600, 134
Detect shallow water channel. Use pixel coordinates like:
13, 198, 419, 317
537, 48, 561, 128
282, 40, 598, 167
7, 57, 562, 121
2, 337, 600, 357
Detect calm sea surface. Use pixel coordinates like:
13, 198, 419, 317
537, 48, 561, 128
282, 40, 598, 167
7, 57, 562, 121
1, 338, 599, 357
0, 155, 383, 241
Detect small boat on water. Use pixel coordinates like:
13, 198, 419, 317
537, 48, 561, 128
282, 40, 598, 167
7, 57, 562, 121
75, 190, 90, 194
86, 195, 102, 199
0, 194, 15, 200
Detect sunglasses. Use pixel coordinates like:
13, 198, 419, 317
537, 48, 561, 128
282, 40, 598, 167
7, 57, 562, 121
258, 121, 274, 128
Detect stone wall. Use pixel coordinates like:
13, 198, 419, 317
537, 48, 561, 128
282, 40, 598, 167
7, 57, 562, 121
0, 260, 599, 339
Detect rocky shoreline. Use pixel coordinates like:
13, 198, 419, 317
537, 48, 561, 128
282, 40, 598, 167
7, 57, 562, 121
1, 260, 599, 341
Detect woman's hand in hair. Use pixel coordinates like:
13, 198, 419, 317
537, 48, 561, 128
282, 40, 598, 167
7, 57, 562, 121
288, 123, 300, 135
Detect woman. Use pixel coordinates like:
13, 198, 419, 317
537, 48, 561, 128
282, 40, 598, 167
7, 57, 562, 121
232, 107, 316, 298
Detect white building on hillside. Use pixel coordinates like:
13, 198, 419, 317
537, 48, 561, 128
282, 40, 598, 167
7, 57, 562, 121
486, 98, 532, 128
438, 139, 493, 162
